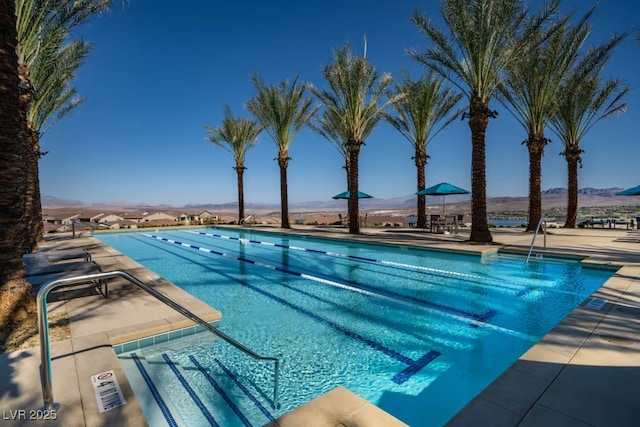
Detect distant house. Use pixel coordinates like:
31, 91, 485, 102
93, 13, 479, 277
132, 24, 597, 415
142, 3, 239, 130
121, 212, 145, 223
199, 210, 218, 223
141, 212, 178, 224
61, 214, 80, 225
90, 213, 105, 223
177, 210, 218, 225
104, 220, 138, 230
97, 213, 125, 224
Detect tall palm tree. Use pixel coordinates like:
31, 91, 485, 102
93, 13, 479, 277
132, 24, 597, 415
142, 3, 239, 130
205, 106, 262, 224
246, 74, 317, 229
410, 0, 560, 243
25, 34, 91, 250
15, 0, 115, 250
551, 74, 628, 228
385, 72, 462, 228
0, 0, 26, 286
15, 0, 111, 250
499, 10, 592, 231
308, 43, 396, 234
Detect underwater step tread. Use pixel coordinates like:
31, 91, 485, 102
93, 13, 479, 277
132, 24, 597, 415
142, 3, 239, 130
141, 350, 276, 426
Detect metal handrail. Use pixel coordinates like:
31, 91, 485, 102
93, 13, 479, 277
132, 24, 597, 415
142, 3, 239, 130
239, 215, 254, 225
37, 270, 280, 411
525, 218, 547, 263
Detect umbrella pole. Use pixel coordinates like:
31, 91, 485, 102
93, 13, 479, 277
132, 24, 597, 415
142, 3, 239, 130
442, 195, 445, 217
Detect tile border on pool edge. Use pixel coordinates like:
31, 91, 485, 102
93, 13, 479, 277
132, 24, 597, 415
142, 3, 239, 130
113, 321, 220, 355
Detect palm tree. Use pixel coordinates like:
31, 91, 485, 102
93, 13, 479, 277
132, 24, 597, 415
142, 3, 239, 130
551, 74, 628, 228
246, 75, 317, 228
205, 106, 262, 224
410, 0, 560, 243
385, 72, 462, 229
499, 11, 593, 232
15, 0, 115, 250
0, 0, 26, 286
308, 43, 396, 234
25, 35, 92, 250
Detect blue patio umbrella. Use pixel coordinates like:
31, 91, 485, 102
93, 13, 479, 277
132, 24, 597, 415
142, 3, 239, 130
332, 191, 374, 199
416, 182, 470, 216
616, 185, 640, 196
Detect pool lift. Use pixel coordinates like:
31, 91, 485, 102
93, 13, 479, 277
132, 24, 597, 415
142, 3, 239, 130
526, 218, 547, 263
36, 270, 281, 412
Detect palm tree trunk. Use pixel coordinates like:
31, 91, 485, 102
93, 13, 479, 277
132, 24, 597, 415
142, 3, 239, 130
467, 100, 493, 243
0, 0, 26, 284
278, 152, 290, 228
415, 147, 427, 229
235, 166, 245, 224
525, 135, 546, 232
18, 62, 38, 251
347, 139, 362, 234
564, 155, 579, 228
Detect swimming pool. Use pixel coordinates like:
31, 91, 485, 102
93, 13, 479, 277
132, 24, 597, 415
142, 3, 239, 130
98, 228, 614, 426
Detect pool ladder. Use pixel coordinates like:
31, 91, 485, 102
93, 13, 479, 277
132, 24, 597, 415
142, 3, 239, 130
240, 215, 254, 226
36, 270, 281, 411
526, 218, 547, 263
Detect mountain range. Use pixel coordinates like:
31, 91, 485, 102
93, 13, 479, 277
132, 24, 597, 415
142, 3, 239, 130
42, 187, 640, 212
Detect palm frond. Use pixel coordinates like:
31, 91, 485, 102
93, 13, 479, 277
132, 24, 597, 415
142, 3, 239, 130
385, 72, 463, 149
246, 74, 318, 153
309, 43, 394, 144
205, 106, 262, 167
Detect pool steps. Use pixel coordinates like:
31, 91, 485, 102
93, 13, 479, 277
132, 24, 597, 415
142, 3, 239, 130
118, 334, 277, 426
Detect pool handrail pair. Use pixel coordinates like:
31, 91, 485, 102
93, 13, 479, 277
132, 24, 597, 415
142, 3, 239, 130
36, 270, 281, 412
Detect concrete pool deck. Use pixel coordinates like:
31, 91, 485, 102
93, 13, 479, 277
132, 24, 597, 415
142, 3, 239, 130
1, 225, 638, 426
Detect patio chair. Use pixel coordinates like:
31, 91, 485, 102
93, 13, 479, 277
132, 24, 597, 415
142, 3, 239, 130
26, 261, 107, 299
43, 248, 92, 263
430, 215, 443, 233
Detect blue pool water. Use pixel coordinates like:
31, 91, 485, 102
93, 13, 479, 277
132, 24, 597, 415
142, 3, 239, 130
98, 228, 614, 426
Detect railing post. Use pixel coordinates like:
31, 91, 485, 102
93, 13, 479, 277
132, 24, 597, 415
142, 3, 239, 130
526, 218, 545, 263
37, 287, 57, 410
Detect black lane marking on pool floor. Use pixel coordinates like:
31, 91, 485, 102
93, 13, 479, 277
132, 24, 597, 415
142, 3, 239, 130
130, 353, 180, 427
135, 234, 442, 384
161, 354, 220, 427
186, 356, 254, 426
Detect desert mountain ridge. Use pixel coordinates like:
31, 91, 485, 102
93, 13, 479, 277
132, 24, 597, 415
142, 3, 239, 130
42, 187, 640, 213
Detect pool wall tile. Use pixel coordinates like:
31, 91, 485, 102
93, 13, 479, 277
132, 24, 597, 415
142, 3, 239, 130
153, 334, 168, 344
116, 322, 220, 354
123, 341, 139, 353
140, 337, 154, 348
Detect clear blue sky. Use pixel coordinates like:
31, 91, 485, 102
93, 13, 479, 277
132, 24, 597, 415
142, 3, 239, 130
39, 0, 639, 206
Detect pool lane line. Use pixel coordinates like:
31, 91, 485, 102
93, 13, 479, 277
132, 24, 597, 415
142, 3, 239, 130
178, 233, 507, 311
144, 233, 502, 330
188, 356, 253, 427
142, 233, 538, 344
131, 353, 180, 427
183, 230, 578, 298
185, 230, 483, 281
139, 234, 443, 383
161, 354, 220, 427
